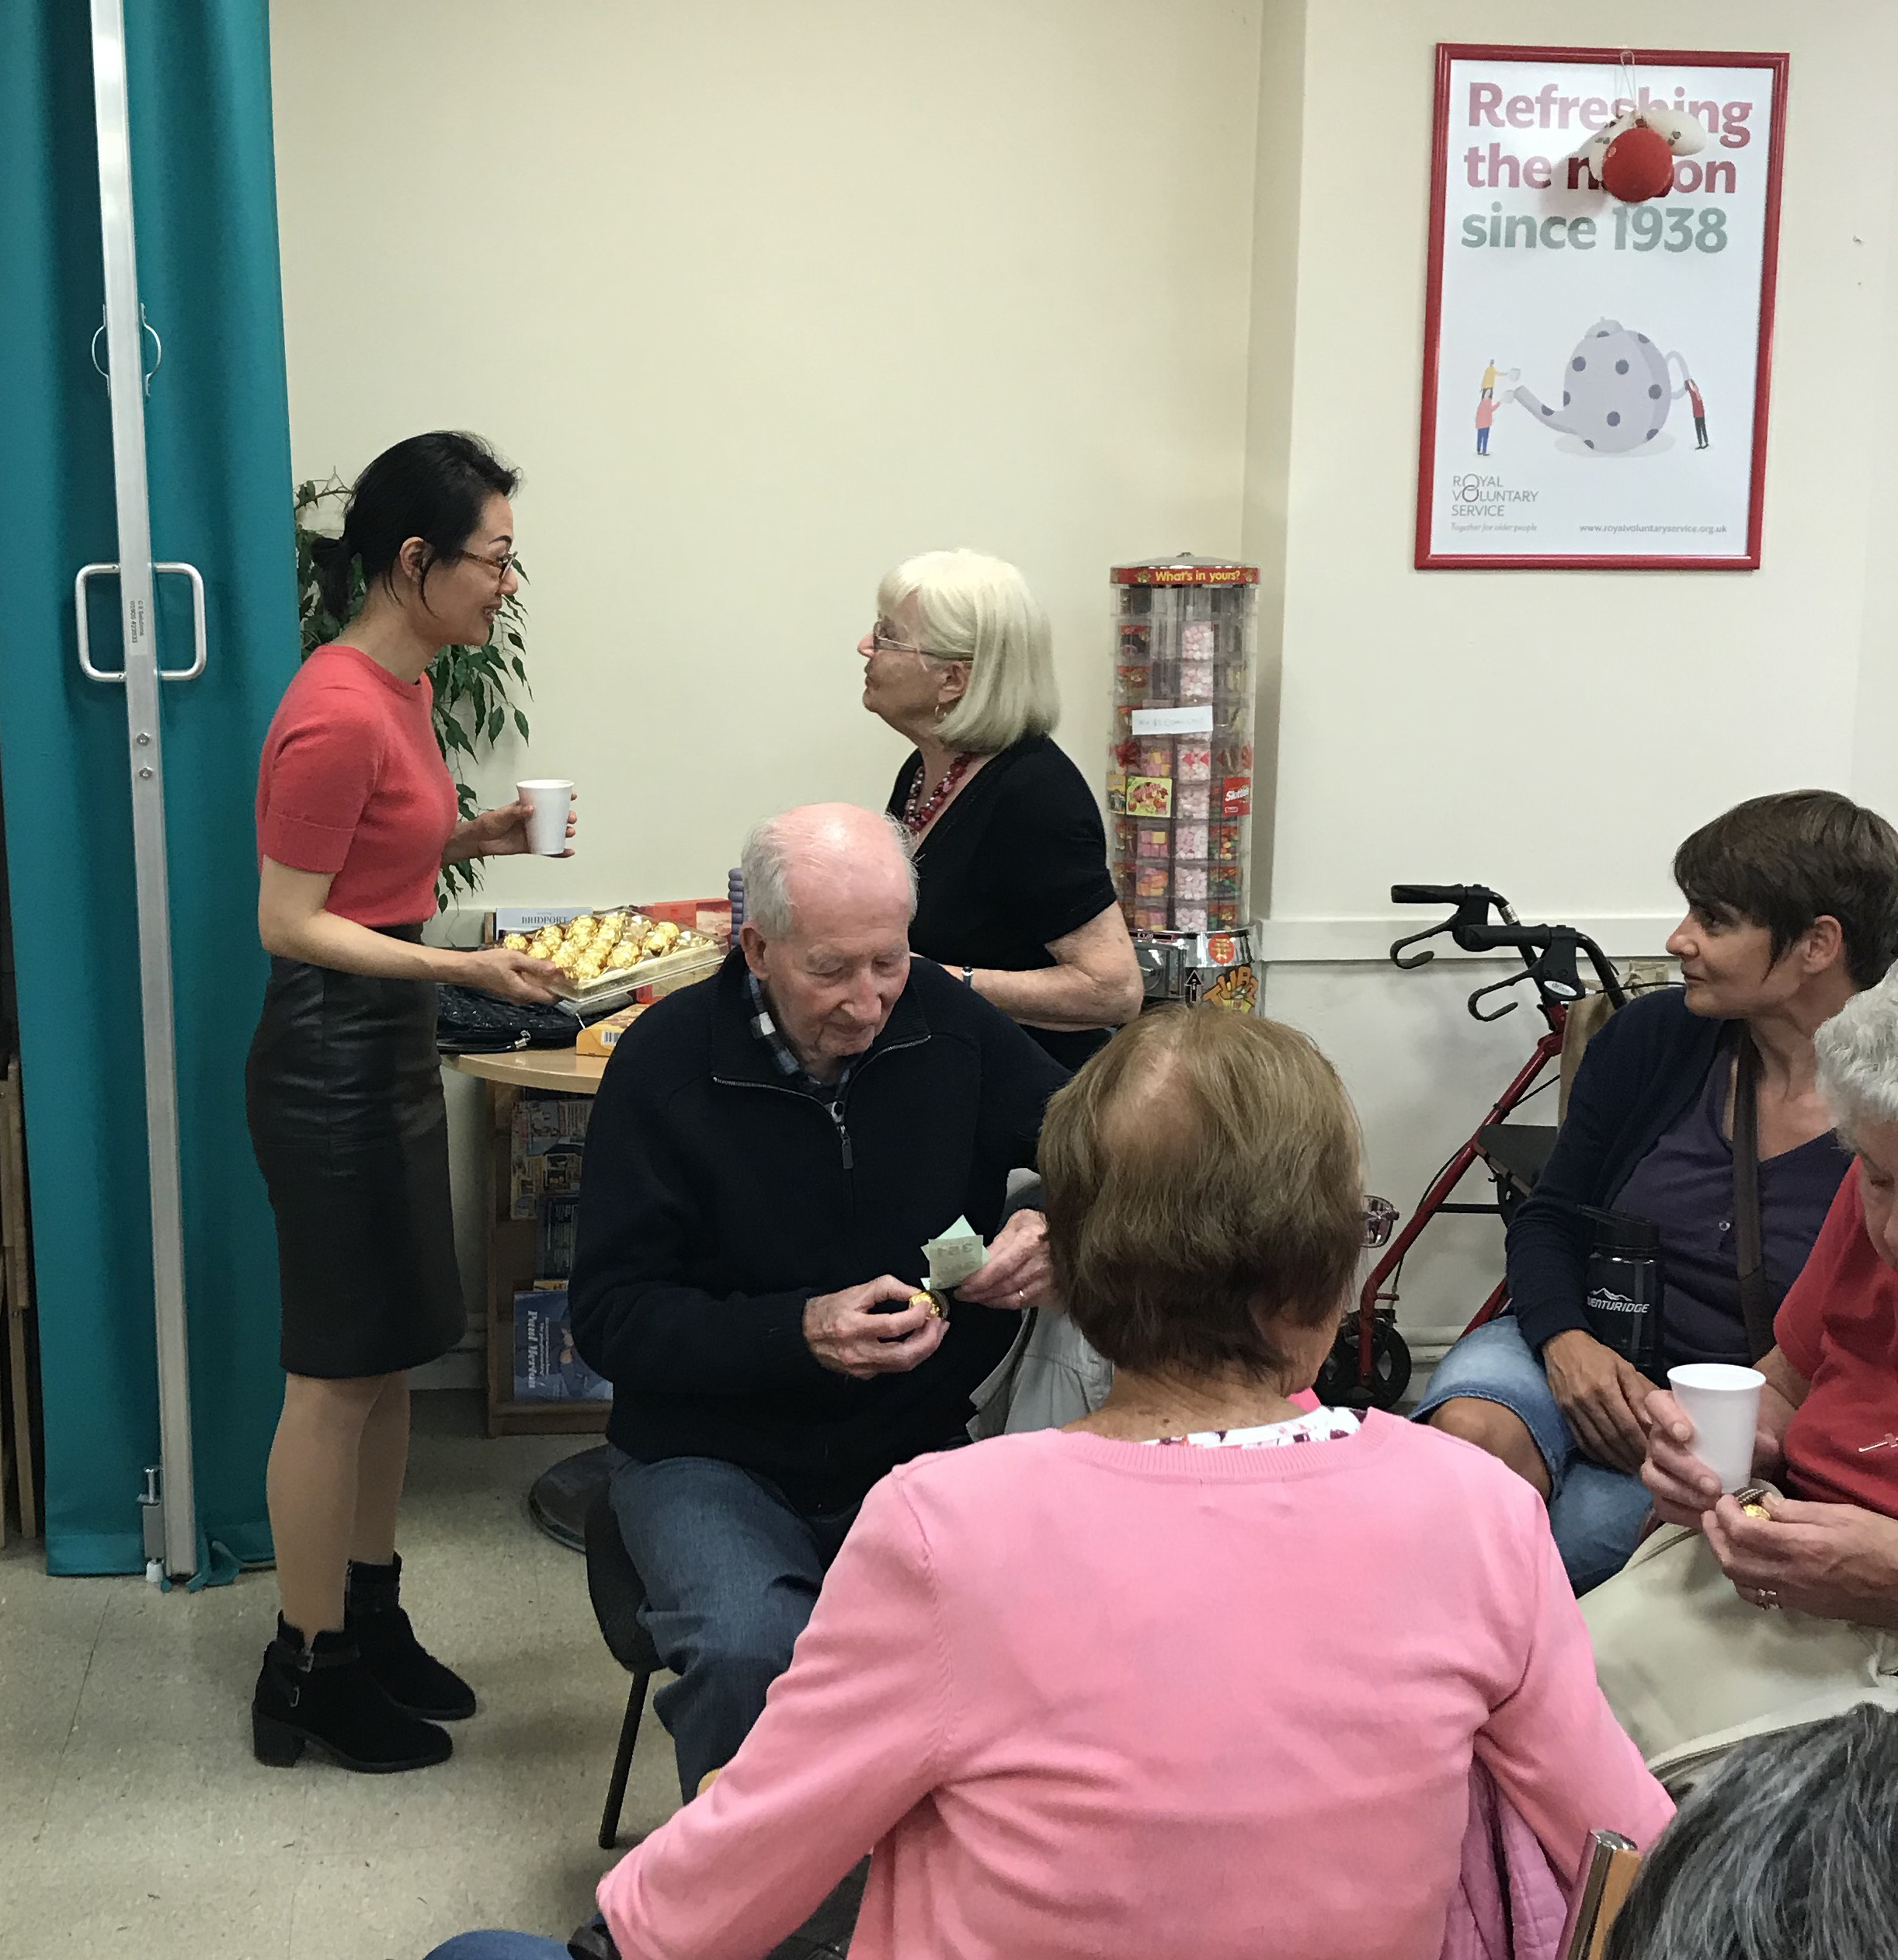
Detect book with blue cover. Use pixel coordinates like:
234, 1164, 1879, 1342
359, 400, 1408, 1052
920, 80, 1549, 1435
512, 1286, 611, 1402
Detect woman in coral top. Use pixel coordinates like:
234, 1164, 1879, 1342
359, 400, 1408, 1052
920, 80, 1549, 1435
247, 432, 569, 1777
427, 1009, 1667, 1960
1587, 959, 1898, 1785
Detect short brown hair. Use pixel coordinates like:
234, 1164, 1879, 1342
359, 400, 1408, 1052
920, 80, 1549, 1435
1040, 1008, 1362, 1380
1674, 791, 1898, 989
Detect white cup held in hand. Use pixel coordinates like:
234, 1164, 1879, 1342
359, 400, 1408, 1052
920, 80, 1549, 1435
516, 779, 574, 857
1667, 1362, 1765, 1494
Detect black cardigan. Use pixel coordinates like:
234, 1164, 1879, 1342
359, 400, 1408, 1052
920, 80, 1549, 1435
1507, 988, 1724, 1354
888, 735, 1119, 1071
568, 951, 1068, 1510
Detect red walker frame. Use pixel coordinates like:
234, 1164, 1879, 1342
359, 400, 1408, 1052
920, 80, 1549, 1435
1354, 1008, 1567, 1379
1329, 885, 1625, 1408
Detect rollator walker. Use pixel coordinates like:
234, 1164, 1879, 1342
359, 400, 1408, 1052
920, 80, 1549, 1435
1316, 884, 1627, 1410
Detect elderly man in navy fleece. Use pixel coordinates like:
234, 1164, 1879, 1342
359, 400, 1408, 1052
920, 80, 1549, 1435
570, 802, 1067, 1798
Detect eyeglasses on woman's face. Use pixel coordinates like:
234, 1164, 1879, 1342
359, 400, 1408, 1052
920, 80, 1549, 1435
460, 547, 520, 582
1364, 1196, 1398, 1248
868, 620, 965, 662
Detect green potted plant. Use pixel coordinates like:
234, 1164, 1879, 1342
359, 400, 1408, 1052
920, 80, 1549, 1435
291, 474, 532, 905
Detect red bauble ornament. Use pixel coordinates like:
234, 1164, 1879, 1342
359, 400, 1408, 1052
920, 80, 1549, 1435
1601, 122, 1674, 203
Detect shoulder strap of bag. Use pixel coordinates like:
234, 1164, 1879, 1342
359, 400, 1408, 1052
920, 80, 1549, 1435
1731, 1027, 1778, 1362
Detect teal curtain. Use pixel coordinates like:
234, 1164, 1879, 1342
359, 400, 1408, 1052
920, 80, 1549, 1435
0, 0, 297, 1573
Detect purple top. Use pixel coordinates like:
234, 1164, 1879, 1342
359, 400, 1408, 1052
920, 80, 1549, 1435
1615, 1052, 1849, 1367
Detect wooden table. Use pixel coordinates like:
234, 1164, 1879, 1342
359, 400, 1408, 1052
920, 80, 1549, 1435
449, 1048, 609, 1437
450, 1048, 607, 1097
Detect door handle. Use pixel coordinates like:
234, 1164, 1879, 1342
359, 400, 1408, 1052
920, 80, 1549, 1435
75, 561, 208, 683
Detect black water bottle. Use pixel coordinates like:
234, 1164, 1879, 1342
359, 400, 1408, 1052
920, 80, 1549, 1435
1582, 1209, 1664, 1375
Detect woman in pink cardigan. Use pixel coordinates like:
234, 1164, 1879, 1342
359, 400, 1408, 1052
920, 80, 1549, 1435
429, 1010, 1670, 1960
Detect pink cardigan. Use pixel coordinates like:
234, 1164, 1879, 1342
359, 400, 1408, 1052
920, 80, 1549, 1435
598, 1415, 1671, 1960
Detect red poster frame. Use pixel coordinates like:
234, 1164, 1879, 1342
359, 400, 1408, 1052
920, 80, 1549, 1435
1415, 43, 1788, 571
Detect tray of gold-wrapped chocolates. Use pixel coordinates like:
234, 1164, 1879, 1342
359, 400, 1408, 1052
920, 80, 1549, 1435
496, 907, 725, 1008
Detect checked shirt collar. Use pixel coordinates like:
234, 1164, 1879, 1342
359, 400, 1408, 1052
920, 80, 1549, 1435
743, 968, 853, 1107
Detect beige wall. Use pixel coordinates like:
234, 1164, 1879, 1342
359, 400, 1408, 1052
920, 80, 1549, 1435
1248, 1, 1898, 1346
1252, 0, 1898, 933
269, 0, 1265, 913
270, 0, 1271, 1373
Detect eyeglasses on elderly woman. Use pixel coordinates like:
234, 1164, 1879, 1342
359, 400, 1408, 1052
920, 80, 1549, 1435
1364, 1196, 1397, 1248
868, 620, 966, 662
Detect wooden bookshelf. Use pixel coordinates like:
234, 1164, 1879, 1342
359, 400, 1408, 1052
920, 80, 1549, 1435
450, 1051, 610, 1439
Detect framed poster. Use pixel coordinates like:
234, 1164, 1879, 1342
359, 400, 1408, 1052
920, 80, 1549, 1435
1416, 45, 1788, 569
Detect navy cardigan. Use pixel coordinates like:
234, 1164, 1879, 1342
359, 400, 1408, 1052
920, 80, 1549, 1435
1507, 989, 1725, 1354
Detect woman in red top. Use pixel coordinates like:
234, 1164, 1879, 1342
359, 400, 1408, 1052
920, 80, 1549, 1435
1585, 958, 1898, 1781
247, 432, 569, 1776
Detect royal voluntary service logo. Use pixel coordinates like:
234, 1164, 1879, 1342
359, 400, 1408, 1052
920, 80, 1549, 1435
1448, 471, 1540, 512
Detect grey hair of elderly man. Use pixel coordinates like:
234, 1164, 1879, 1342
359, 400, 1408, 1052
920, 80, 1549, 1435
740, 803, 918, 942
735, 804, 923, 1083
1604, 1702, 1898, 1960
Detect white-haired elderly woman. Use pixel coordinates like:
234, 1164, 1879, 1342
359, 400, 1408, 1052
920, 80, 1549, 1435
860, 549, 1142, 1069
1583, 962, 1898, 1788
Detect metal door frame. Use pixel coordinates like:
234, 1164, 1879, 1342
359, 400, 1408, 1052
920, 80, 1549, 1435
85, 0, 205, 1580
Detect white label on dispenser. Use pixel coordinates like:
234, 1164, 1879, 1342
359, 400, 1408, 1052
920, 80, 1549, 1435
1131, 705, 1215, 735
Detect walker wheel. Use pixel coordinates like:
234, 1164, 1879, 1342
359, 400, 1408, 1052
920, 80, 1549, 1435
1316, 1318, 1413, 1412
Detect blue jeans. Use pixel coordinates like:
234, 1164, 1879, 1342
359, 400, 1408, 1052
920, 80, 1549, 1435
1413, 1318, 1653, 1594
610, 1454, 860, 1801
423, 1940, 568, 1960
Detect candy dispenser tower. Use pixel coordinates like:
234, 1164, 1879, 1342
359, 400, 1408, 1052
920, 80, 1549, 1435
1107, 554, 1259, 1010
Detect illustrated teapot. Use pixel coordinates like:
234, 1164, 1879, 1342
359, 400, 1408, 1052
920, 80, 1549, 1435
1510, 318, 1691, 454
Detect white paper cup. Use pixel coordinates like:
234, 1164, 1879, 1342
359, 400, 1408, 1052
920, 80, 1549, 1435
516, 779, 573, 857
1667, 1362, 1765, 1494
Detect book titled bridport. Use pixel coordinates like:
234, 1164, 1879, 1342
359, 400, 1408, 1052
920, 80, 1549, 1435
513, 1285, 612, 1402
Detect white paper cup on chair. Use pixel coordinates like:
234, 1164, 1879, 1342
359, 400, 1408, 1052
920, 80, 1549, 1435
516, 779, 573, 856
1667, 1363, 1765, 1494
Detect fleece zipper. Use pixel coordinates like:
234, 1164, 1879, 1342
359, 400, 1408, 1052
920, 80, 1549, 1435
712, 1030, 929, 1169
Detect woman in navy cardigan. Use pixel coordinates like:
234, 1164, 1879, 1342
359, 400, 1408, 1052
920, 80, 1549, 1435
1416, 791, 1898, 1593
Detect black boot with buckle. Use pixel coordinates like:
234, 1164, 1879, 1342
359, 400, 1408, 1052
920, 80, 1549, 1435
252, 1615, 453, 1772
345, 1554, 477, 1722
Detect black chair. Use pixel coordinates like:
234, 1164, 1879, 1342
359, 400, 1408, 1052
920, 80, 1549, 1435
584, 1482, 665, 1849
581, 1483, 867, 1958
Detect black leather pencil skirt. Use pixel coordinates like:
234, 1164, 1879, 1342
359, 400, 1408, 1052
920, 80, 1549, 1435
245, 925, 466, 1378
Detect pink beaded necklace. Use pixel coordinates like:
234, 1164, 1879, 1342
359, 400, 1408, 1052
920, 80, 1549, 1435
902, 751, 976, 836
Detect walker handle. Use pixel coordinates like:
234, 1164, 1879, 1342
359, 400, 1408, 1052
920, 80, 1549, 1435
1391, 884, 1503, 909
1389, 884, 1515, 971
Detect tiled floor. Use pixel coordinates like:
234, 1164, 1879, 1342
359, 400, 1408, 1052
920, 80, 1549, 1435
0, 1395, 680, 1959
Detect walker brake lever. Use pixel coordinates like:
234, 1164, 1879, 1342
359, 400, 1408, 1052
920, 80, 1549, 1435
1389, 918, 1451, 970
1466, 970, 1528, 1021
1528, 930, 1586, 1003
1388, 884, 1510, 971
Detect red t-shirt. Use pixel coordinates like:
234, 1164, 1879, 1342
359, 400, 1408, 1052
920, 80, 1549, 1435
255, 644, 459, 926
1775, 1169, 1898, 1513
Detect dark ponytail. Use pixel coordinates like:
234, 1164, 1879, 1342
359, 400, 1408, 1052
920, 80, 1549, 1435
309, 530, 355, 619
320, 431, 520, 619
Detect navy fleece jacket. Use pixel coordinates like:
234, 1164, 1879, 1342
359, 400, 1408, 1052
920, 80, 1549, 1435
568, 951, 1067, 1510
